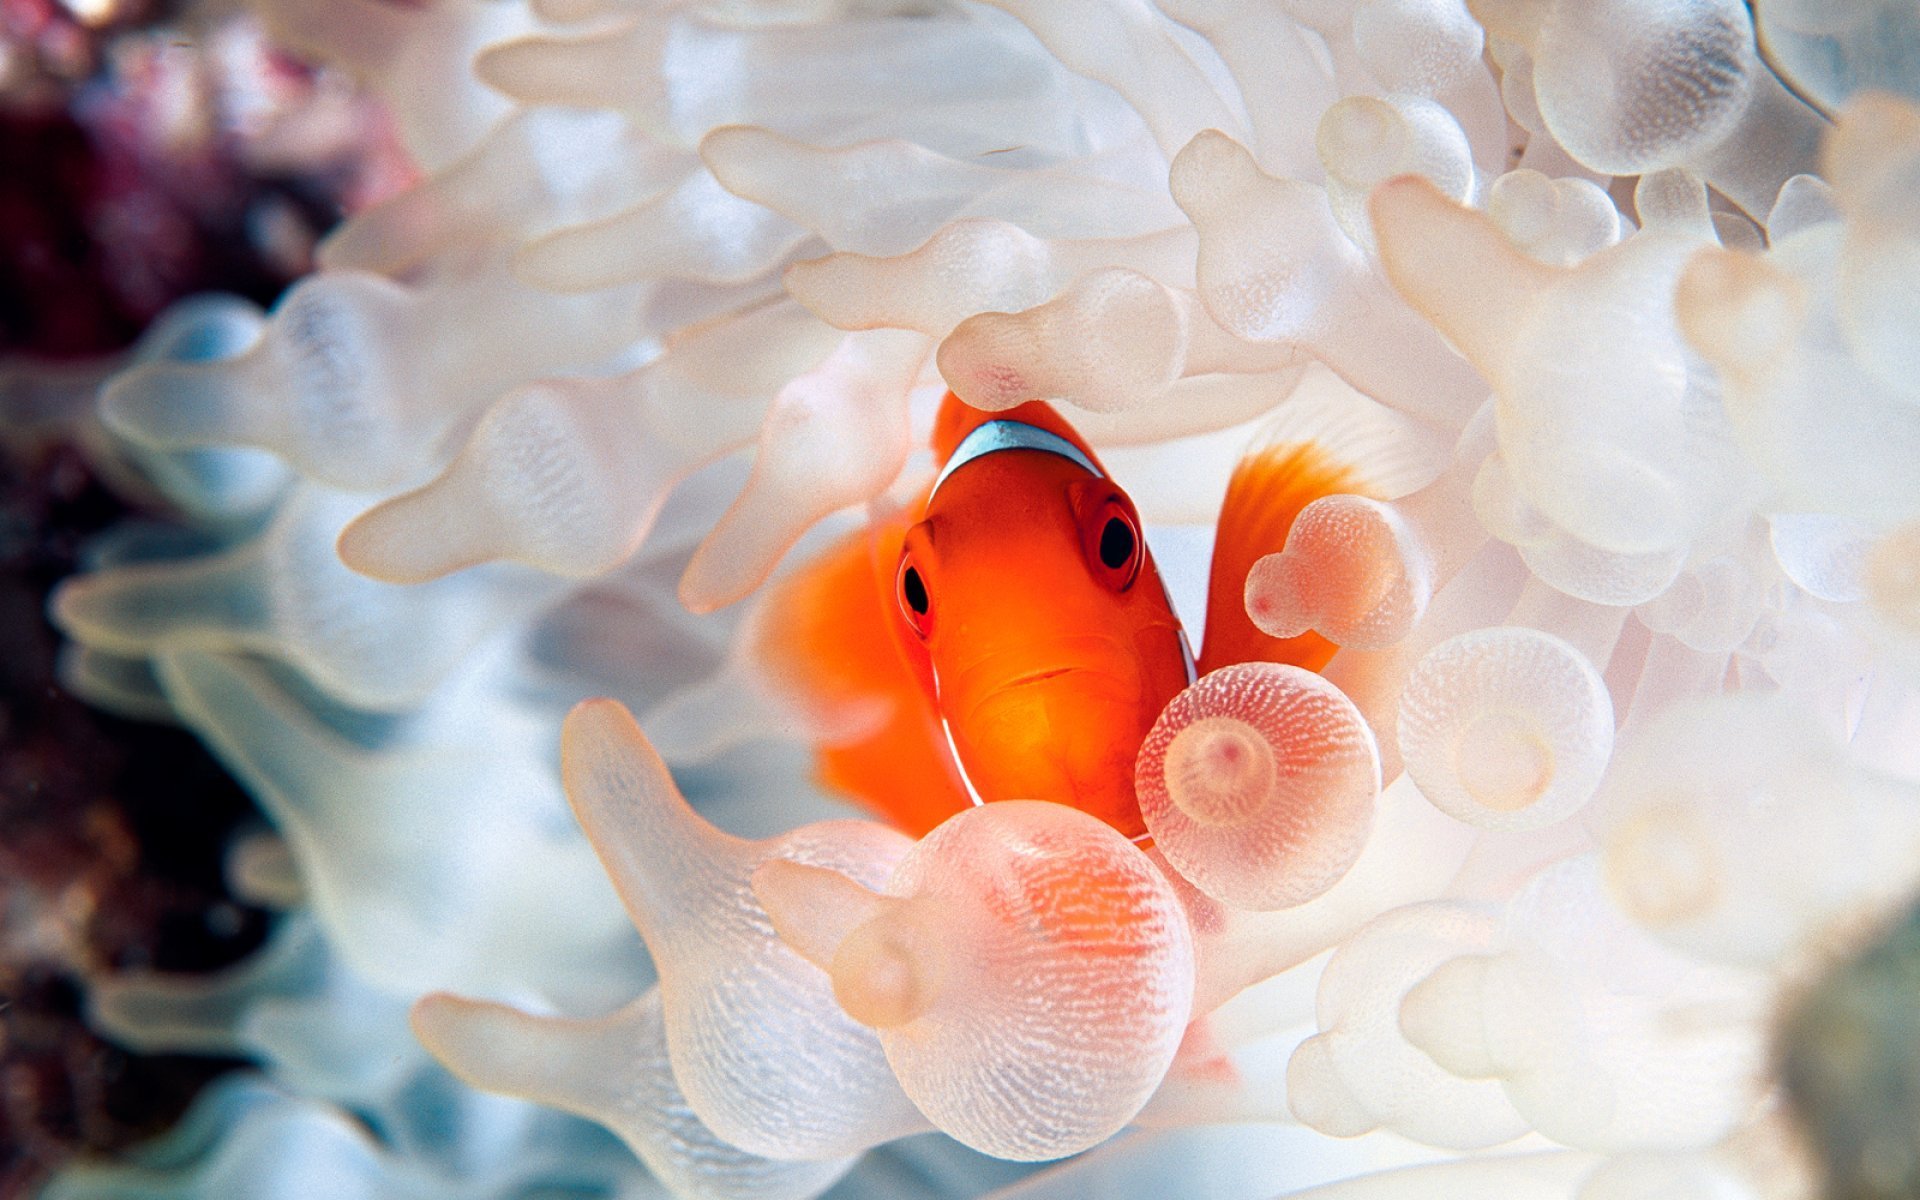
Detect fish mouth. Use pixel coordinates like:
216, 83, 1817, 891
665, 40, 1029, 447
951, 636, 1145, 708
1004, 666, 1077, 689
966, 663, 1143, 718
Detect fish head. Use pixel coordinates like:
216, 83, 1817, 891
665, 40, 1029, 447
891, 445, 1191, 838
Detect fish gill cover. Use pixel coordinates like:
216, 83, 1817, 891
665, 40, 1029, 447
14, 0, 1920, 1198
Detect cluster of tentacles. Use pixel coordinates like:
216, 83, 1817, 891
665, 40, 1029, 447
21, 1, 1920, 1198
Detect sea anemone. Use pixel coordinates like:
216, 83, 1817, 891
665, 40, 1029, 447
22, 0, 1920, 1197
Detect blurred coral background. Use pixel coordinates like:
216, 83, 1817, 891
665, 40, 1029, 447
0, 2, 401, 1189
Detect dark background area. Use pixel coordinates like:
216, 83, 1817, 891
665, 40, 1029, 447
0, 1, 375, 1192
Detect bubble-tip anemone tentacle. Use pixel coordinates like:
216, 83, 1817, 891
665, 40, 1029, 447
542, 698, 928, 1161
1137, 662, 1380, 911
1397, 626, 1614, 832
413, 989, 859, 1200
36, 3, 1920, 1198
754, 801, 1195, 1161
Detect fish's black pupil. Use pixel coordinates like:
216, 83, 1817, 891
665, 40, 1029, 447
902, 566, 930, 615
1099, 516, 1135, 570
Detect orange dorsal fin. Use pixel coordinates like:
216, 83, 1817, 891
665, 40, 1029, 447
753, 509, 973, 836
933, 392, 1104, 470
1198, 388, 1439, 675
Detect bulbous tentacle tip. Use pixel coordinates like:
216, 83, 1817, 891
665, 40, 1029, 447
1674, 244, 1807, 386
1634, 167, 1714, 233
676, 541, 747, 615
695, 123, 760, 167
131, 293, 268, 363
1398, 954, 1500, 1078
408, 991, 471, 1063
1284, 1033, 1380, 1138
48, 546, 263, 656
529, 0, 619, 23
1137, 662, 1380, 911
749, 858, 890, 977
1168, 128, 1255, 215
933, 334, 1030, 412
1486, 170, 1623, 265
936, 267, 1189, 414
332, 431, 557, 584
1865, 522, 1920, 637
1319, 96, 1406, 185
864, 801, 1196, 1159
408, 991, 553, 1101
781, 220, 1066, 341
99, 357, 258, 452
415, 987, 863, 1200
1601, 799, 1723, 930
1365, 170, 1447, 228
318, 183, 450, 277
1824, 92, 1920, 194
562, 695, 651, 763
474, 28, 636, 110
1318, 96, 1474, 228
1369, 173, 1550, 374
334, 503, 448, 586
1245, 493, 1433, 650
832, 909, 944, 1031
560, 696, 703, 888
1295, 904, 1530, 1147
1165, 716, 1278, 827
1398, 627, 1614, 832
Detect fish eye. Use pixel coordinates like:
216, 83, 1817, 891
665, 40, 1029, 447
897, 556, 933, 637
1084, 495, 1143, 591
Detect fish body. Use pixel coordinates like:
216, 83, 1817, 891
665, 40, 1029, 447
761, 391, 1382, 838
891, 401, 1194, 838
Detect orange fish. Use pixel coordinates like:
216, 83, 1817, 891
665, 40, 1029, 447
759, 391, 1374, 840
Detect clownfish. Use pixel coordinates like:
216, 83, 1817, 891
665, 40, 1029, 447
761, 391, 1384, 840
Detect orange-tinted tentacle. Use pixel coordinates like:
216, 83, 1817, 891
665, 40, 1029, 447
1198, 442, 1364, 675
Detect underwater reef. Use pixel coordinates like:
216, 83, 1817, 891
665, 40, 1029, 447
11, 0, 1920, 1197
